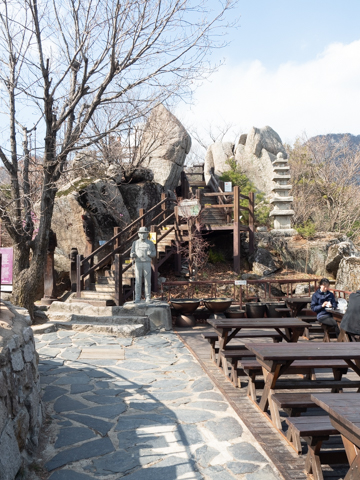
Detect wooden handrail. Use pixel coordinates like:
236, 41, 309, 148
157, 225, 175, 243
81, 195, 169, 266
157, 212, 175, 230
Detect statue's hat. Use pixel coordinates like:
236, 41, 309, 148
138, 226, 149, 233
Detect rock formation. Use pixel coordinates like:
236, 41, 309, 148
203, 125, 295, 234
336, 256, 360, 291
134, 104, 191, 191
204, 142, 234, 184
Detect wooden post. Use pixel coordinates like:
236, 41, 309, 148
69, 247, 78, 292
233, 186, 241, 274
139, 208, 145, 227
161, 192, 167, 221
41, 230, 58, 305
181, 171, 186, 198
248, 192, 255, 255
114, 227, 121, 251
174, 206, 182, 275
150, 225, 158, 293
114, 254, 123, 306
76, 254, 83, 297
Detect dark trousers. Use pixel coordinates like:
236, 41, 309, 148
318, 314, 340, 336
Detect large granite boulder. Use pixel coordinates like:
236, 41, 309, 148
135, 104, 191, 191
119, 182, 163, 221
204, 141, 234, 183
326, 241, 358, 277
52, 178, 131, 256
234, 126, 287, 197
244, 126, 287, 158
252, 247, 278, 276
336, 256, 360, 291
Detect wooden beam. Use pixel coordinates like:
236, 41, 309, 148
249, 192, 255, 255
233, 186, 241, 274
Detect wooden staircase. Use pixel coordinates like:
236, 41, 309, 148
74, 164, 255, 305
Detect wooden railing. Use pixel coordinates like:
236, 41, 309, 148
76, 192, 175, 302
161, 278, 354, 306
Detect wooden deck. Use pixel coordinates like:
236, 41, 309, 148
176, 325, 350, 480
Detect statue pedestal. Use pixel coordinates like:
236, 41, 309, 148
123, 300, 172, 331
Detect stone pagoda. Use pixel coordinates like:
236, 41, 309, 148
269, 153, 296, 235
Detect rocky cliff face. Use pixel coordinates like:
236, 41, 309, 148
134, 104, 191, 191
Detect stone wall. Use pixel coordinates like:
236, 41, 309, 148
0, 303, 44, 479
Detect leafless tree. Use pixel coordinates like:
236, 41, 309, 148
0, 0, 236, 314
288, 134, 360, 239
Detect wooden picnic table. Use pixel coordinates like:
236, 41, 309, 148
244, 342, 360, 413
207, 318, 307, 366
285, 296, 312, 316
312, 393, 360, 479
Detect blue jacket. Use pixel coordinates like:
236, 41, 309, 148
311, 289, 338, 320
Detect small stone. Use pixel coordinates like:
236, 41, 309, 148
190, 401, 228, 412
228, 462, 259, 475
118, 455, 197, 480
0, 421, 22, 479
175, 409, 215, 423
8, 335, 20, 351
64, 414, 113, 436
174, 424, 203, 445
228, 443, 266, 463
115, 414, 174, 431
198, 392, 224, 401
49, 471, 94, 480
205, 417, 243, 441
246, 465, 280, 480
54, 396, 87, 413
42, 386, 67, 402
88, 450, 139, 474
55, 427, 97, 448
11, 350, 25, 372
45, 437, 115, 471
82, 395, 122, 405
54, 373, 90, 385
79, 404, 126, 418
38, 347, 61, 357
59, 348, 80, 361
23, 327, 34, 343
201, 465, 236, 480
23, 343, 35, 362
195, 445, 219, 467
191, 378, 214, 392
70, 384, 94, 394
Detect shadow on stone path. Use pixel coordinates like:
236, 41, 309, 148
34, 330, 281, 480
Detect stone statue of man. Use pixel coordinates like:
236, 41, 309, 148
130, 226, 156, 303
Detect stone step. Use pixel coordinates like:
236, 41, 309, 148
36, 320, 149, 337
69, 297, 116, 307
48, 312, 148, 325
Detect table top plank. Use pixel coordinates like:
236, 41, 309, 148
245, 342, 360, 361
311, 393, 360, 442
207, 318, 307, 329
285, 297, 312, 303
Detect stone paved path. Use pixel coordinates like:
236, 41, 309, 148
35, 330, 282, 480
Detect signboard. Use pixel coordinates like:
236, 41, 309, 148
224, 182, 232, 192
125, 259, 131, 264
178, 199, 201, 217
0, 247, 13, 284
99, 240, 106, 246
149, 232, 157, 244
235, 279, 247, 286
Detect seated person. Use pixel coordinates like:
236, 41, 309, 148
311, 278, 339, 336
340, 290, 360, 341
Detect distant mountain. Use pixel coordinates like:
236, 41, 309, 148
308, 133, 360, 150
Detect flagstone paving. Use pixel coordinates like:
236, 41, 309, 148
34, 330, 282, 479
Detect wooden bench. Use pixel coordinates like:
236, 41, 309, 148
274, 307, 291, 317
285, 416, 347, 480
240, 359, 350, 404
219, 349, 256, 384
201, 331, 282, 362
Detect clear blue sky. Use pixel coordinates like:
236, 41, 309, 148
228, 0, 360, 68
178, 1, 360, 142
